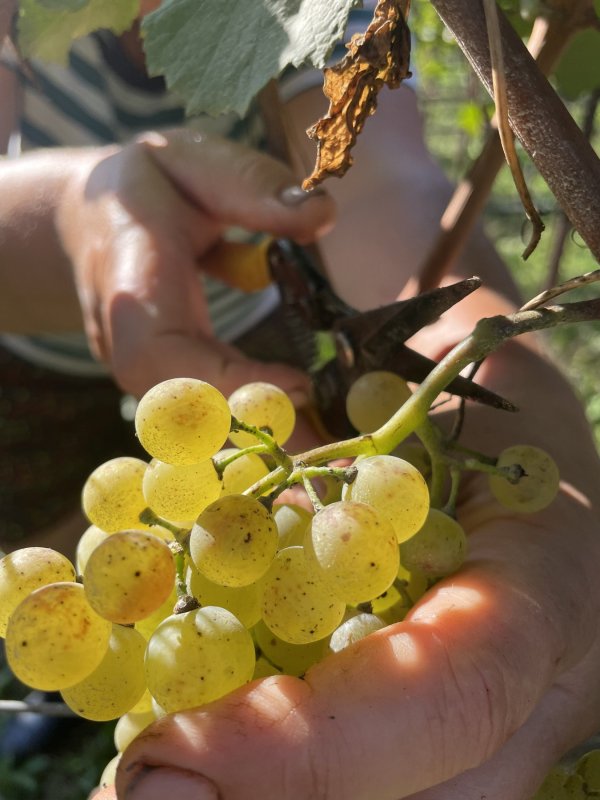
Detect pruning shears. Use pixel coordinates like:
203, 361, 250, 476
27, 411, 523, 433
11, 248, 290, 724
210, 237, 515, 438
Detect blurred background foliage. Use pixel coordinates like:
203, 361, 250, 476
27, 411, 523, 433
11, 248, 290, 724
410, 0, 600, 444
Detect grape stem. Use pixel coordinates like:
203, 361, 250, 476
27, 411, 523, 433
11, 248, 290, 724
212, 443, 269, 479
229, 416, 293, 472
139, 508, 191, 548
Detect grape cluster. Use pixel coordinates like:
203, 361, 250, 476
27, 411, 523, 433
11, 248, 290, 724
0, 372, 561, 784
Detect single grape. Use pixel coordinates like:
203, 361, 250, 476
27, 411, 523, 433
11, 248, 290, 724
128, 686, 154, 714
189, 494, 278, 587
61, 624, 147, 721
75, 526, 110, 576
142, 458, 221, 521
217, 448, 270, 495
82, 456, 148, 533
187, 565, 263, 628
252, 655, 283, 679
273, 503, 313, 549
342, 454, 430, 543
135, 377, 231, 465
394, 441, 432, 479
362, 559, 428, 623
253, 619, 329, 676
228, 382, 295, 448
261, 546, 346, 645
329, 612, 387, 653
114, 709, 156, 753
400, 509, 467, 578
575, 749, 600, 792
83, 531, 176, 624
5, 582, 111, 691
489, 444, 560, 513
98, 754, 122, 791
346, 370, 412, 433
0, 548, 76, 637
145, 606, 255, 714
305, 500, 399, 604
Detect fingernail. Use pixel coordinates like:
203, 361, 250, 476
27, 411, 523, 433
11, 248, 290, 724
279, 184, 326, 206
125, 766, 218, 800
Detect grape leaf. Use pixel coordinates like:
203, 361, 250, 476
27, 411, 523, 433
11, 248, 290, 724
141, 0, 358, 118
18, 0, 139, 64
302, 0, 411, 190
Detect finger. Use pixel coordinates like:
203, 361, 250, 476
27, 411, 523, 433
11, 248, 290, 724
116, 493, 600, 800
138, 130, 336, 244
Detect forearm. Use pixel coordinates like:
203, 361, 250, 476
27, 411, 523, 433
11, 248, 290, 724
0, 147, 105, 332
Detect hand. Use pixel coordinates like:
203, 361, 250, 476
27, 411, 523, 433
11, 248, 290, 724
96, 286, 600, 800
57, 131, 335, 400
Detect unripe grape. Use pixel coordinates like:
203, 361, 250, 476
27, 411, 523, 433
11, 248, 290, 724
82, 456, 148, 533
305, 500, 399, 604
6, 582, 111, 691
142, 458, 221, 521
135, 377, 231, 465
261, 547, 345, 645
228, 382, 295, 448
83, 531, 176, 624
346, 370, 412, 433
61, 624, 147, 721
342, 455, 430, 543
190, 494, 278, 587
0, 548, 76, 637
489, 445, 560, 513
145, 606, 255, 713
400, 509, 467, 577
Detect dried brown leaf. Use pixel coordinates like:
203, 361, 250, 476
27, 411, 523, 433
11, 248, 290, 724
302, 0, 411, 190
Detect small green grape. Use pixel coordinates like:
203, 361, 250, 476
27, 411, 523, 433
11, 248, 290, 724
400, 509, 467, 578
228, 382, 295, 448
82, 456, 148, 533
346, 370, 411, 433
489, 445, 560, 513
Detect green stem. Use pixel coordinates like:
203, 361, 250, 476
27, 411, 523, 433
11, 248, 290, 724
415, 419, 447, 509
230, 416, 292, 471
303, 473, 324, 512
442, 467, 462, 517
212, 444, 268, 478
139, 508, 191, 549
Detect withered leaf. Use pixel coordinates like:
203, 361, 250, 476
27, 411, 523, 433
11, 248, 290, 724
302, 0, 412, 191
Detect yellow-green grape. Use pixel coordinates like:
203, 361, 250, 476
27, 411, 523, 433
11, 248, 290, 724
346, 370, 412, 433
261, 546, 345, 645
83, 531, 175, 624
305, 501, 399, 604
252, 655, 282, 679
5, 582, 111, 691
489, 444, 560, 513
190, 494, 278, 587
273, 503, 313, 549
145, 606, 255, 714
365, 559, 428, 623
228, 382, 295, 448
114, 709, 156, 752
98, 754, 121, 790
0, 548, 76, 637
342, 455, 430, 543
82, 456, 148, 533
253, 619, 330, 676
135, 584, 177, 640
531, 767, 571, 800
575, 749, 600, 792
187, 565, 263, 628
217, 448, 270, 495
61, 624, 147, 721
142, 458, 221, 521
76, 526, 110, 576
135, 377, 231, 465
400, 509, 467, 578
329, 612, 386, 653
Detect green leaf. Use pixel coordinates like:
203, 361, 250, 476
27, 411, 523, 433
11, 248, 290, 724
141, 0, 359, 117
554, 28, 600, 100
18, 0, 140, 64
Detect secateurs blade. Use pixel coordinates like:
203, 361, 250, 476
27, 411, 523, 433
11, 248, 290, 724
267, 238, 516, 438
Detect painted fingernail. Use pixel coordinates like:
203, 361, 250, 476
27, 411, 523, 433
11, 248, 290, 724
279, 184, 326, 206
125, 766, 218, 800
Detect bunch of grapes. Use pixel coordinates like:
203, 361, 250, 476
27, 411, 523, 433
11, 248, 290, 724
0, 372, 561, 787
